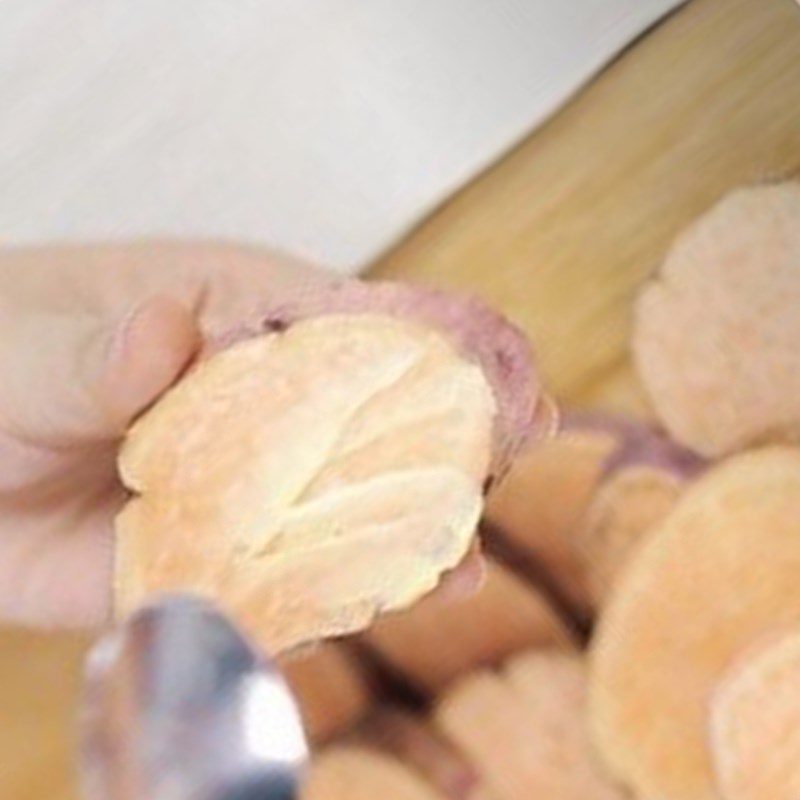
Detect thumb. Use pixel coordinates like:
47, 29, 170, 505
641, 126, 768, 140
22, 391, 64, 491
0, 296, 198, 445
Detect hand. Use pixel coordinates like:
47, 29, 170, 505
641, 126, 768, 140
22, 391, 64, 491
0, 242, 330, 628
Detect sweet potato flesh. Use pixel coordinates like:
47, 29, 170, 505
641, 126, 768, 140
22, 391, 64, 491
115, 314, 495, 653
365, 557, 573, 692
577, 464, 682, 603
589, 447, 800, 800
710, 627, 800, 800
281, 643, 372, 743
634, 182, 800, 456
485, 430, 618, 612
435, 651, 626, 800
302, 746, 445, 800
357, 710, 495, 800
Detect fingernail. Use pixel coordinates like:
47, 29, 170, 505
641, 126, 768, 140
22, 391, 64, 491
101, 297, 199, 426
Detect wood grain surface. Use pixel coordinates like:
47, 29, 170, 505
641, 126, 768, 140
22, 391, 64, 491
1, 0, 798, 797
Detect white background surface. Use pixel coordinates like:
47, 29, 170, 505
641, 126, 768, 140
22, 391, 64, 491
0, 1, 682, 273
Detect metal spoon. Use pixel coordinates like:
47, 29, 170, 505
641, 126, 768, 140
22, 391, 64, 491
80, 594, 308, 800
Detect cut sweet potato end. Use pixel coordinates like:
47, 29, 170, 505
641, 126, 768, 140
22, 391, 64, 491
364, 557, 574, 692
484, 429, 618, 613
302, 746, 446, 800
589, 446, 800, 800
577, 464, 683, 604
115, 314, 496, 653
710, 626, 800, 800
633, 181, 800, 456
434, 650, 627, 800
486, 412, 703, 616
280, 642, 373, 743
355, 710, 497, 800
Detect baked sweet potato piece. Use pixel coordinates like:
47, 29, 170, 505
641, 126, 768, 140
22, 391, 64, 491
710, 626, 800, 800
356, 709, 497, 800
486, 412, 702, 612
589, 447, 800, 800
281, 642, 373, 743
302, 745, 446, 800
634, 181, 800, 456
364, 557, 573, 692
484, 428, 617, 612
576, 464, 683, 604
434, 650, 627, 800
115, 283, 542, 654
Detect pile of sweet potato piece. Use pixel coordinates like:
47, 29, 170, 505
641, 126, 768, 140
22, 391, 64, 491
115, 181, 800, 800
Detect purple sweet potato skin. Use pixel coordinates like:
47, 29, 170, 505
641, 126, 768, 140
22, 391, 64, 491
214, 279, 542, 477
562, 411, 707, 483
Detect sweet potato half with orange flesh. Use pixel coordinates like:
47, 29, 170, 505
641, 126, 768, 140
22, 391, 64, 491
280, 642, 373, 743
710, 627, 800, 800
356, 710, 497, 800
364, 557, 574, 693
115, 283, 541, 654
589, 447, 800, 800
434, 650, 627, 800
484, 428, 617, 613
485, 412, 702, 613
301, 746, 446, 800
634, 181, 800, 457
568, 413, 704, 605
575, 464, 683, 605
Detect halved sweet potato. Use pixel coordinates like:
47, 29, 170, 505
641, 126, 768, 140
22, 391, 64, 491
281, 642, 373, 743
117, 314, 496, 652
710, 626, 800, 800
356, 709, 497, 800
364, 557, 573, 693
484, 428, 617, 613
485, 412, 702, 613
576, 464, 683, 604
116, 281, 542, 654
589, 447, 800, 800
568, 413, 703, 605
434, 650, 626, 800
634, 181, 800, 456
302, 746, 445, 800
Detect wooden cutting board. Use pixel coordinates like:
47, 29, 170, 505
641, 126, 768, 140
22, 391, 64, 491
372, 0, 800, 416
1, 0, 798, 797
